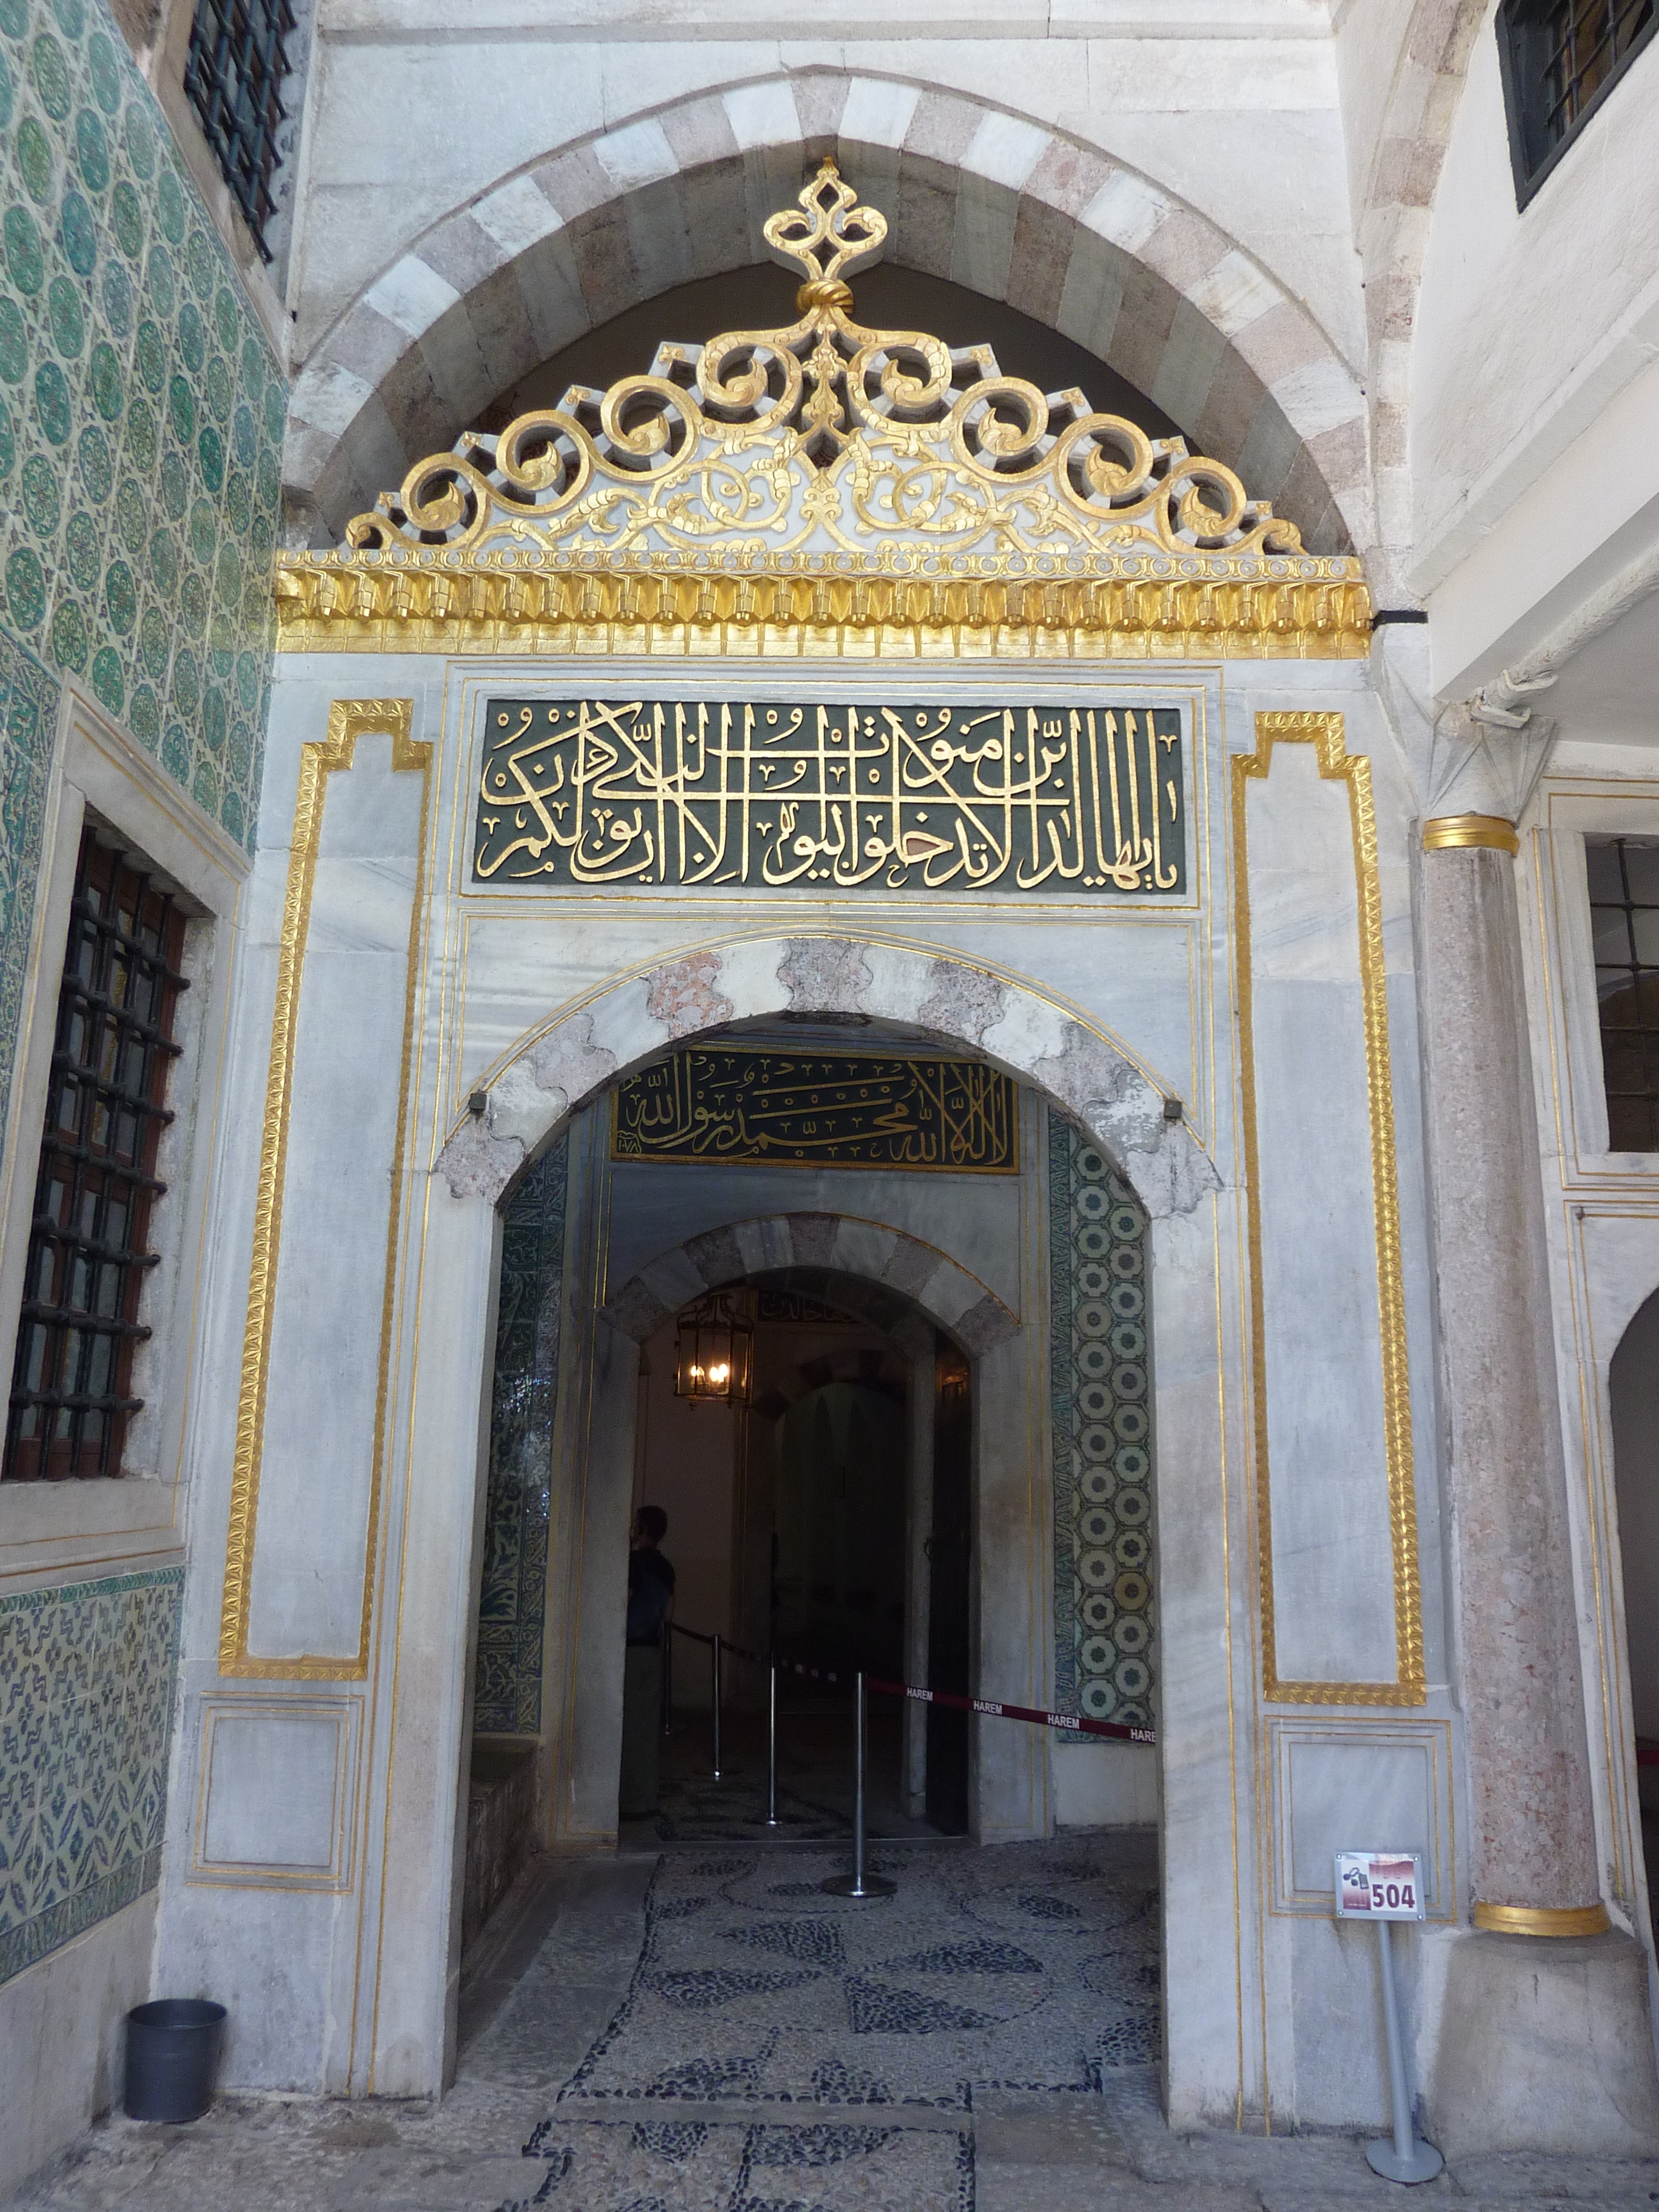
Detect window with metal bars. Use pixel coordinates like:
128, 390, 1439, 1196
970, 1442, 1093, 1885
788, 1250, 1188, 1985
2, 833, 189, 1481
1498, 0, 1657, 205
183, 0, 296, 260
1588, 836, 1659, 1153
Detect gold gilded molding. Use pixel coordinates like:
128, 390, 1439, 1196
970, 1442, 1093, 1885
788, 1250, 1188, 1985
1235, 710, 1426, 1706
273, 561, 1372, 660
274, 163, 1368, 660
1422, 812, 1520, 854
220, 700, 431, 1680
1472, 1900, 1610, 1937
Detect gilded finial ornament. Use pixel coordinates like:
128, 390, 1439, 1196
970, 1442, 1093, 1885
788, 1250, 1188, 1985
275, 160, 1370, 657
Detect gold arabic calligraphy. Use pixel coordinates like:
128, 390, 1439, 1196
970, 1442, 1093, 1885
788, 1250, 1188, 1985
475, 697, 1184, 894
612, 1050, 1018, 1172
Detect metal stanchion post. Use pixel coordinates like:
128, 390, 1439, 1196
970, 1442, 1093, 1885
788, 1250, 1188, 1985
765, 1660, 780, 1828
1366, 1920, 1442, 2183
822, 1672, 894, 1899
711, 1631, 723, 1780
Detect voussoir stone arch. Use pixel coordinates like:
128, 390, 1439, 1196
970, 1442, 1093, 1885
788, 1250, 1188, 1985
284, 67, 1370, 558
434, 934, 1219, 1225
601, 1218, 1019, 1359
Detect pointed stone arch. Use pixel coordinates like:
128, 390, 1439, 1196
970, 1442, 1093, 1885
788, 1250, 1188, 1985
433, 933, 1219, 1228
284, 69, 1370, 559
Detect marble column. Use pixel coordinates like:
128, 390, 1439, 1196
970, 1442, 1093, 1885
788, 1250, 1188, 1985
1419, 814, 1602, 1931
1420, 811, 1659, 2155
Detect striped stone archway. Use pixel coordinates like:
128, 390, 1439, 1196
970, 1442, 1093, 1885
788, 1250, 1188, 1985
598, 1213, 1020, 1357
284, 68, 1371, 558
434, 933, 1219, 1227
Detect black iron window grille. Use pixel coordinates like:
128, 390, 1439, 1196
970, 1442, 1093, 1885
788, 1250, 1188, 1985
183, 0, 296, 260
1498, 0, 1657, 206
1588, 836, 1659, 1153
3, 834, 189, 1481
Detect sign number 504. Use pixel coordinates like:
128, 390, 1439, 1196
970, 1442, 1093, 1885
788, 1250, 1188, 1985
1335, 1851, 1426, 1921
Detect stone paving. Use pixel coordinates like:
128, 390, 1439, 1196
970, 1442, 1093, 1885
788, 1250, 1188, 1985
10, 1838, 1659, 2211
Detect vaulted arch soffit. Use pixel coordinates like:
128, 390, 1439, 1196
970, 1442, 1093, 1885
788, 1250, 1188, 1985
1353, 0, 1490, 603
433, 934, 1219, 1227
600, 1220, 1017, 1363
284, 70, 1372, 563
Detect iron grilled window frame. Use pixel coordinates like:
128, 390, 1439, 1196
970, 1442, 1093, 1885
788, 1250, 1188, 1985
183, 0, 297, 261
3, 833, 189, 1483
1498, 0, 1657, 208
1587, 833, 1659, 1155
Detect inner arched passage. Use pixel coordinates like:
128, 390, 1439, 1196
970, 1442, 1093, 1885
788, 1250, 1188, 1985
623, 1265, 971, 1845
459, 981, 1171, 1934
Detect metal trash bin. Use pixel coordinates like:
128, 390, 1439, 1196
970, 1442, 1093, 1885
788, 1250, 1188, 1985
123, 1998, 226, 2122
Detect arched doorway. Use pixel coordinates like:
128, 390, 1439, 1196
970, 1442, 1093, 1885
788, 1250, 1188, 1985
622, 1281, 967, 1845
1612, 1287, 1659, 1945
458, 1021, 1165, 1923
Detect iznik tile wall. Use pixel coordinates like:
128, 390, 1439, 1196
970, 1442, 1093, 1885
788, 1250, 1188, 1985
0, 0, 284, 1143
475, 1138, 569, 1737
1048, 1113, 1155, 1732
0, 0, 283, 1991
0, 1566, 183, 1983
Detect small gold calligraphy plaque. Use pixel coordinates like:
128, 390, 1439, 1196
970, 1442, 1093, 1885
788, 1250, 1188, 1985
476, 697, 1184, 894
612, 1049, 1019, 1173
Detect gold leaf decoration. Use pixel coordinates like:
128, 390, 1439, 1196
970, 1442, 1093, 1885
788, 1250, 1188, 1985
276, 161, 1368, 657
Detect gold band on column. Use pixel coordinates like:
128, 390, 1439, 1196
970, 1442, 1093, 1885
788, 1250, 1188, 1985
1473, 1900, 1610, 1937
1422, 813, 1520, 854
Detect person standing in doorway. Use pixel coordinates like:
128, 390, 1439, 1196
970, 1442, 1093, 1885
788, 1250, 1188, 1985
620, 1506, 675, 1819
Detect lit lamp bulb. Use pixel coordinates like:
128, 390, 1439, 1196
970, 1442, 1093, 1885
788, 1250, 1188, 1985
673, 1287, 756, 1407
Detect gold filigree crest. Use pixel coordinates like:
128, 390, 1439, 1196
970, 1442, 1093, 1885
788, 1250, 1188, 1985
275, 161, 1369, 655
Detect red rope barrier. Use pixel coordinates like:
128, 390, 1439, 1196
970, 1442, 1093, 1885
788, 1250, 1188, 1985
865, 1674, 1155, 1747
666, 1624, 1156, 1746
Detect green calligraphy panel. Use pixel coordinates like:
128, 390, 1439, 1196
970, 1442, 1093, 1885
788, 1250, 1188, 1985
476, 697, 1184, 894
612, 1050, 1019, 1173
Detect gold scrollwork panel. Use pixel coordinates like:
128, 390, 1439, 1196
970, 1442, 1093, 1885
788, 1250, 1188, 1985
1234, 711, 1424, 1706
219, 700, 431, 1680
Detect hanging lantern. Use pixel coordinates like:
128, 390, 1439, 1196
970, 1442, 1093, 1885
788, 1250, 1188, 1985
674, 1285, 756, 1407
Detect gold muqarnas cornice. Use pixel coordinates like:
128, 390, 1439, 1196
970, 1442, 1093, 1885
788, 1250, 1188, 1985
275, 163, 1370, 661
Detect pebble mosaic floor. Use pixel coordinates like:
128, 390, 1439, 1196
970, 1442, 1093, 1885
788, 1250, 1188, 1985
13, 1837, 1659, 2211
560, 1838, 1159, 2114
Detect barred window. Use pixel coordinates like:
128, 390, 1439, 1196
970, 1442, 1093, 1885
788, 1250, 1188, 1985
1498, 0, 1656, 205
1587, 836, 1659, 1153
3, 833, 188, 1481
183, 0, 296, 260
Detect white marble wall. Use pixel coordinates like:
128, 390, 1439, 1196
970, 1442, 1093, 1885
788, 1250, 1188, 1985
1244, 735, 1398, 1687
246, 736, 425, 1663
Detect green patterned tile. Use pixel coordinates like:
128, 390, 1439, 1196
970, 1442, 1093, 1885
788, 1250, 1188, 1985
0, 1568, 184, 1985
1049, 1113, 1156, 1735
0, 0, 287, 1985
0, 0, 284, 855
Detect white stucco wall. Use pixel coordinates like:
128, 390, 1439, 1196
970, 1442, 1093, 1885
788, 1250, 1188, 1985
1410, 7, 1659, 622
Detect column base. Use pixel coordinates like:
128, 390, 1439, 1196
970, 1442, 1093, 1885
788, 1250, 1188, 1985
1428, 1928, 1659, 2155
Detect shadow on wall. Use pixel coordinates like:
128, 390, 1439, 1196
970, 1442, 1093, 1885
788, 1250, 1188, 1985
774, 1378, 905, 1681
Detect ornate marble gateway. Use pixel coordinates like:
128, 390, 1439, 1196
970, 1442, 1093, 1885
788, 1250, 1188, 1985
477, 696, 1184, 894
